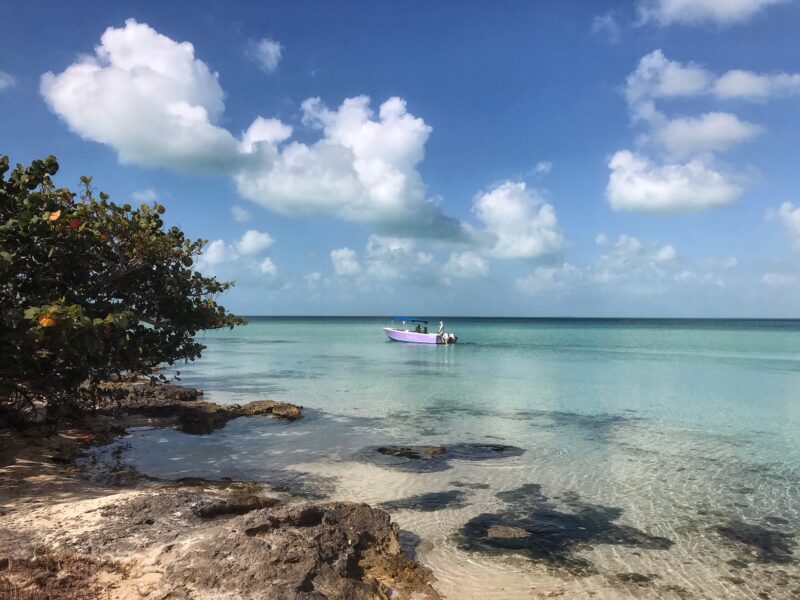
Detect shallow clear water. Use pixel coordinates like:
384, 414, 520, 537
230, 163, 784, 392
92, 318, 800, 598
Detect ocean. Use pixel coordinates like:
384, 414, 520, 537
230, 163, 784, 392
91, 317, 800, 598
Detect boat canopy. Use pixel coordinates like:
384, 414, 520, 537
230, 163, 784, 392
391, 317, 428, 324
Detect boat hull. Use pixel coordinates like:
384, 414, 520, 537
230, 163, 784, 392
383, 328, 456, 344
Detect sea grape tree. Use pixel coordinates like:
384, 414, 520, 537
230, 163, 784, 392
0, 155, 244, 424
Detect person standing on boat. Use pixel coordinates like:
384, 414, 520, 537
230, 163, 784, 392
438, 321, 444, 335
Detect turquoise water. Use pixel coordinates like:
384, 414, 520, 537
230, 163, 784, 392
93, 318, 800, 598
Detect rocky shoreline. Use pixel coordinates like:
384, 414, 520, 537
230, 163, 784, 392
0, 383, 441, 599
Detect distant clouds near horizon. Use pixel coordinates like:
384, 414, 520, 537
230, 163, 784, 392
3, 0, 800, 316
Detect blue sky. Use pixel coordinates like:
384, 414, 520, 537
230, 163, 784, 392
2, 0, 800, 316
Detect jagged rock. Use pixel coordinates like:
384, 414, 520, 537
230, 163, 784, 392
270, 402, 303, 420
164, 502, 441, 599
80, 490, 440, 599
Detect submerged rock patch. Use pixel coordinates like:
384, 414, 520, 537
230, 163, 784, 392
457, 483, 673, 574
380, 490, 468, 512
358, 443, 524, 472
716, 520, 797, 564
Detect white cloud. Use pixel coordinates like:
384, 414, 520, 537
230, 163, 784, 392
259, 257, 277, 275
607, 150, 742, 212
330, 247, 361, 276
715, 69, 800, 101
363, 235, 435, 281
240, 117, 293, 152
775, 202, 800, 248
763, 272, 799, 286
591, 235, 680, 293
516, 263, 579, 295
623, 52, 761, 157
517, 235, 735, 298
638, 0, 785, 26
246, 38, 282, 73
654, 112, 761, 157
41, 19, 239, 173
236, 229, 274, 255
0, 70, 15, 90
595, 233, 609, 246
625, 50, 711, 110
443, 251, 489, 278
231, 205, 251, 222
235, 95, 462, 237
131, 188, 158, 202
533, 160, 553, 174
472, 181, 563, 259
41, 20, 460, 239
627, 50, 800, 105
591, 12, 621, 43
197, 239, 237, 268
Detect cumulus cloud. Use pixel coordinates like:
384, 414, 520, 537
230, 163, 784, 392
654, 112, 761, 157
0, 70, 15, 90
638, 0, 785, 26
443, 251, 489, 278
197, 239, 237, 269
774, 202, 800, 248
246, 38, 282, 73
627, 50, 800, 105
41, 19, 239, 172
714, 70, 800, 101
363, 235, 434, 281
259, 257, 277, 275
609, 50, 762, 212
235, 95, 461, 237
40, 20, 462, 239
607, 150, 742, 212
625, 50, 711, 111
472, 181, 563, 259
591, 235, 681, 294
230, 205, 251, 222
517, 234, 737, 297
624, 51, 765, 159
330, 247, 361, 276
236, 229, 274, 255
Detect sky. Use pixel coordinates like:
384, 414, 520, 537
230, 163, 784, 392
2, 0, 800, 317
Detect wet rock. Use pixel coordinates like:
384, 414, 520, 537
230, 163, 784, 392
380, 490, 468, 512
238, 399, 281, 415
270, 402, 303, 420
102, 383, 303, 434
361, 443, 524, 472
716, 520, 796, 564
458, 484, 673, 575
